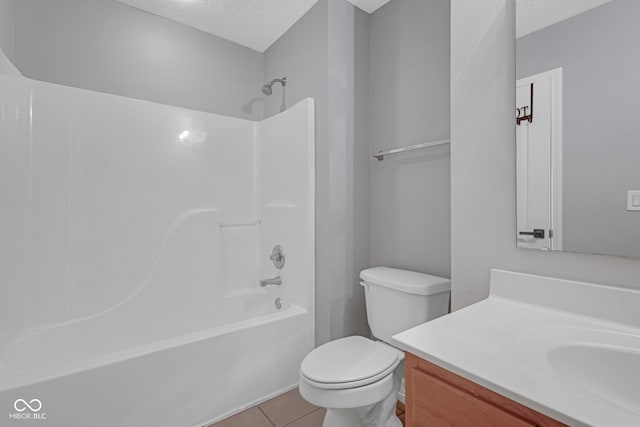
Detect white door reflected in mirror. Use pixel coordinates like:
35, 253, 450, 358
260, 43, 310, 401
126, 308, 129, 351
516, 68, 563, 251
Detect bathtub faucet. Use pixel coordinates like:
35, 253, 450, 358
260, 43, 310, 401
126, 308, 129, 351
260, 276, 282, 287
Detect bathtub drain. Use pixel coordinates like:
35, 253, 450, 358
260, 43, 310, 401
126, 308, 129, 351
274, 297, 282, 310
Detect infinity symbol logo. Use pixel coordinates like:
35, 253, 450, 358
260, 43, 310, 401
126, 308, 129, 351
14, 399, 42, 412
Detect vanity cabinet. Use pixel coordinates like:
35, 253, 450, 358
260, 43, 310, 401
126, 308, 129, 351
405, 353, 567, 427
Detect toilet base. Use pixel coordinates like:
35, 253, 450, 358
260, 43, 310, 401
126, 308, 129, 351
322, 408, 402, 427
319, 366, 403, 427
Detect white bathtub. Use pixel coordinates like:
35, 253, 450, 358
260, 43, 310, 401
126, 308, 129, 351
0, 74, 315, 427
0, 294, 311, 427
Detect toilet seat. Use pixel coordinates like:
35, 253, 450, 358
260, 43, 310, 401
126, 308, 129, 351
299, 368, 396, 410
300, 336, 402, 390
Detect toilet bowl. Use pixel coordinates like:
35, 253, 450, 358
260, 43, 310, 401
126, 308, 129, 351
299, 336, 404, 427
299, 267, 451, 427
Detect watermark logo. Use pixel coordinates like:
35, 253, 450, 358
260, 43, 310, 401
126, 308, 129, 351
14, 399, 42, 413
9, 399, 46, 421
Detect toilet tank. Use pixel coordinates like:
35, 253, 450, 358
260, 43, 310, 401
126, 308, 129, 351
360, 267, 451, 344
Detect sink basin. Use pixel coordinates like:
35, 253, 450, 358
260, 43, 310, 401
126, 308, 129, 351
548, 343, 640, 415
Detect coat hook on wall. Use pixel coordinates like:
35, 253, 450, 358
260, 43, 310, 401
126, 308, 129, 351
516, 83, 534, 125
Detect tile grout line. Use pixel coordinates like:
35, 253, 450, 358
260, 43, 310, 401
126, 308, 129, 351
257, 406, 276, 427
280, 408, 324, 427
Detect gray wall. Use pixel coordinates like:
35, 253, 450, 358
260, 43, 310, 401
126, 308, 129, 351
263, 0, 328, 118
263, 0, 371, 345
352, 6, 371, 339
12, 0, 263, 119
368, 0, 451, 279
329, 0, 371, 340
0, 0, 19, 75
517, 0, 640, 259
0, 0, 15, 63
451, 0, 640, 311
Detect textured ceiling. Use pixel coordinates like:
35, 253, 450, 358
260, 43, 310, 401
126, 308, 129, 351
115, 0, 393, 53
516, 0, 613, 38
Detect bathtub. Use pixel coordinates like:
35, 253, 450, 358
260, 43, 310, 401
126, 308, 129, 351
0, 293, 312, 427
0, 74, 315, 427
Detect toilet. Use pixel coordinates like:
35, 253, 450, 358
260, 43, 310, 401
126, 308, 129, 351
299, 267, 451, 427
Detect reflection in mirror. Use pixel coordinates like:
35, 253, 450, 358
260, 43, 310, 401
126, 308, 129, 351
515, 0, 640, 259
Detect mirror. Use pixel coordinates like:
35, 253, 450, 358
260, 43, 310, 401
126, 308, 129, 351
515, 0, 640, 259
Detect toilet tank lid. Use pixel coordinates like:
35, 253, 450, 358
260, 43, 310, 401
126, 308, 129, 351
360, 267, 450, 296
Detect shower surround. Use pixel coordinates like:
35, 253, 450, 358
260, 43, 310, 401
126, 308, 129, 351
0, 73, 315, 426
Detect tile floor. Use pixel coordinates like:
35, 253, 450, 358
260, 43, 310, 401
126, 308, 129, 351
210, 388, 405, 427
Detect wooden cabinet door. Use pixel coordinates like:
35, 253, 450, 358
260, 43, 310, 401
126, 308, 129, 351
407, 367, 534, 427
405, 353, 567, 427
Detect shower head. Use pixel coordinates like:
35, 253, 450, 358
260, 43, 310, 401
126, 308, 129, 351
261, 77, 287, 96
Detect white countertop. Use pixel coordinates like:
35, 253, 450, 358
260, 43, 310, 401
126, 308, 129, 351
391, 270, 640, 427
